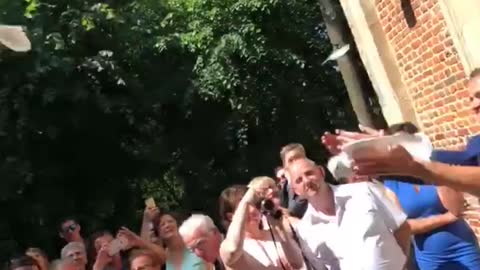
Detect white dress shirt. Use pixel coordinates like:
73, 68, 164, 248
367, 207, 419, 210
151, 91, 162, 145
296, 182, 407, 270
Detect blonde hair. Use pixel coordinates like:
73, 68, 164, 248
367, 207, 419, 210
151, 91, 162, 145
280, 143, 306, 164
248, 176, 276, 189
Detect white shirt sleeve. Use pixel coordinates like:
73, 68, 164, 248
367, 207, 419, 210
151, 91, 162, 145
368, 182, 407, 231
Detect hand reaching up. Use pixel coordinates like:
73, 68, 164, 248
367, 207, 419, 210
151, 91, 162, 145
143, 206, 160, 222
321, 125, 384, 155
118, 227, 145, 249
93, 244, 113, 270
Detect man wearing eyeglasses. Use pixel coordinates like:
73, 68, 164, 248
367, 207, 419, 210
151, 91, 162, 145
179, 214, 225, 270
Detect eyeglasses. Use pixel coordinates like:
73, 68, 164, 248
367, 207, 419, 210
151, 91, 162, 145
188, 238, 208, 252
187, 230, 216, 252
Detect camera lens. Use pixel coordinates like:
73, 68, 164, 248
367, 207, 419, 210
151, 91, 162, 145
261, 199, 275, 212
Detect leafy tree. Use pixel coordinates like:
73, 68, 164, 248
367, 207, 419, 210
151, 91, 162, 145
0, 0, 356, 260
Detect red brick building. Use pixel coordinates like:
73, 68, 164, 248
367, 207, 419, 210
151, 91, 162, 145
339, 0, 480, 236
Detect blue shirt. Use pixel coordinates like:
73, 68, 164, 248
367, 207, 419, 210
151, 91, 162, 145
432, 135, 480, 166
384, 180, 480, 269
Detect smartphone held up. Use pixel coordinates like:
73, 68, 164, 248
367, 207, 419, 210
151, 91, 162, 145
145, 197, 156, 209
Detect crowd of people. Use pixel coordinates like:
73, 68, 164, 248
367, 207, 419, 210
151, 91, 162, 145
5, 66, 480, 270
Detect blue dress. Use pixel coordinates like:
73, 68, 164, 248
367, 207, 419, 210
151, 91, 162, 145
164, 248, 206, 270
384, 180, 480, 270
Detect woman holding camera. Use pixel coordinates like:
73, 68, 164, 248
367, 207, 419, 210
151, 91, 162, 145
218, 177, 305, 270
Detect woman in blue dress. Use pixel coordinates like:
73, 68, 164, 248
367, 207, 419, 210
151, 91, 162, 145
157, 212, 209, 270
383, 123, 480, 270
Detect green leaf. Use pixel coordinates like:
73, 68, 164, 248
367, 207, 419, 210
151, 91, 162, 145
24, 0, 38, 18
81, 16, 96, 31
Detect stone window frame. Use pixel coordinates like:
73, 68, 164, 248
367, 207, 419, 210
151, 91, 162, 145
439, 0, 480, 75
338, 0, 420, 126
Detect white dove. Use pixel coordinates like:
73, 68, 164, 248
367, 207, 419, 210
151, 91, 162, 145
322, 44, 350, 65
0, 25, 31, 52
328, 132, 433, 181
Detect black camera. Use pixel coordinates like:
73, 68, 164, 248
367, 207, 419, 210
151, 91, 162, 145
257, 199, 282, 220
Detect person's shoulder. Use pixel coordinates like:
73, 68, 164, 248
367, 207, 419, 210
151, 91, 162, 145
334, 182, 388, 200
332, 182, 371, 195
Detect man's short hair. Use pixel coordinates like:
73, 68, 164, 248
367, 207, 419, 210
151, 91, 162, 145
129, 249, 162, 268
286, 158, 318, 175
61, 242, 86, 259
179, 214, 217, 238
280, 143, 306, 163
470, 68, 480, 79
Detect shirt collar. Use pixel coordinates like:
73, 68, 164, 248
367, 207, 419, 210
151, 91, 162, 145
304, 184, 352, 225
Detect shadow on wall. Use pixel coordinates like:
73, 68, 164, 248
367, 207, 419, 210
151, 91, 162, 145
401, 0, 417, 28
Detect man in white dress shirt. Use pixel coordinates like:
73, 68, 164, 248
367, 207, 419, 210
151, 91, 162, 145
287, 158, 410, 270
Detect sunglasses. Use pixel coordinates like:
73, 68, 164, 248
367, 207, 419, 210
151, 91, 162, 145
63, 223, 78, 234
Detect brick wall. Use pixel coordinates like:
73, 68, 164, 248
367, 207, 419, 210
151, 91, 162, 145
374, 0, 480, 237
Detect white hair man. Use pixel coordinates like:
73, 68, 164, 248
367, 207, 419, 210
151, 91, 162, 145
288, 158, 411, 270
179, 214, 224, 269
60, 242, 87, 270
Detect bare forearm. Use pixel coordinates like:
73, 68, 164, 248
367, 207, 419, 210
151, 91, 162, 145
139, 240, 167, 264
437, 186, 465, 216
92, 262, 105, 270
393, 222, 411, 256
140, 218, 153, 241
407, 213, 456, 234
276, 230, 304, 269
416, 161, 480, 197
220, 197, 249, 265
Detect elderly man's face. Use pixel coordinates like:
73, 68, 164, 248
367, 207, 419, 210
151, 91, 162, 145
65, 248, 87, 268
182, 228, 221, 263
288, 159, 326, 198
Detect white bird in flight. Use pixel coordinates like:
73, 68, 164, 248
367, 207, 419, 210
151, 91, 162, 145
322, 44, 350, 65
0, 25, 31, 52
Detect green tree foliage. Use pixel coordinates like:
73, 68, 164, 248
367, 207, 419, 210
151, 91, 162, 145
0, 0, 356, 259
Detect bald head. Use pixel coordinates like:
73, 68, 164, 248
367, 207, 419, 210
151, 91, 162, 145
287, 158, 316, 172
287, 158, 326, 199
